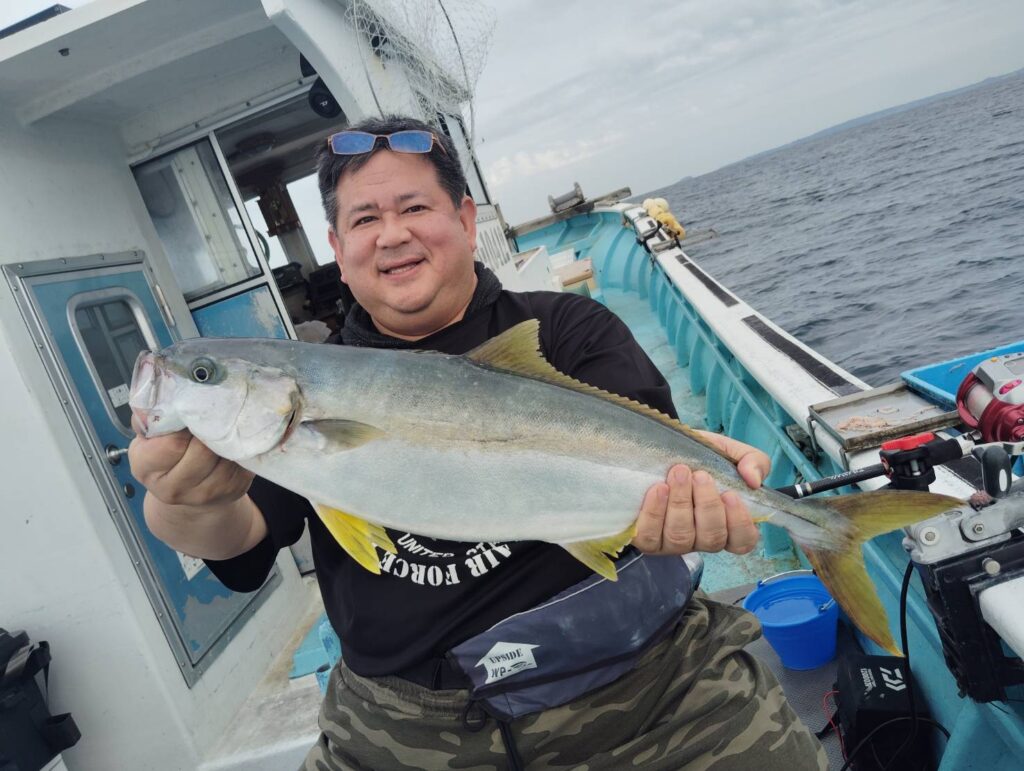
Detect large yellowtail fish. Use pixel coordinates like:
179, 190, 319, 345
129, 321, 961, 654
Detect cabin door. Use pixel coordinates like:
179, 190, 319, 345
5, 252, 277, 686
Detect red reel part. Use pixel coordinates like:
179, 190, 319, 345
957, 371, 1024, 443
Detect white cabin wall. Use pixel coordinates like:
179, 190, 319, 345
121, 27, 311, 159
0, 110, 191, 333
0, 113, 309, 769
262, 0, 422, 122
0, 117, 150, 263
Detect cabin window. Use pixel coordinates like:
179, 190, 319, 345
69, 292, 156, 433
244, 176, 336, 270
133, 140, 262, 302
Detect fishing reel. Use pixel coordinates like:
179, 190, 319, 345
906, 354, 1024, 703
956, 352, 1024, 444
782, 353, 1024, 702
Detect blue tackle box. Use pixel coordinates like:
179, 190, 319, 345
902, 339, 1024, 410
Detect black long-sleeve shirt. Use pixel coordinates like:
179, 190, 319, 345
205, 289, 677, 677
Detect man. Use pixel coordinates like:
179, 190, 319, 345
129, 115, 827, 770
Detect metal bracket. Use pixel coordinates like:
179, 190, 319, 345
784, 423, 818, 463
906, 493, 1024, 564
960, 492, 1024, 543
648, 232, 679, 254
633, 217, 659, 246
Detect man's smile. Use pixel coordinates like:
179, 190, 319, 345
379, 257, 426, 277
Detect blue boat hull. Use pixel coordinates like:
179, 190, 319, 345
515, 207, 1024, 770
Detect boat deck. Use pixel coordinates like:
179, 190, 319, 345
200, 578, 322, 771
600, 285, 802, 592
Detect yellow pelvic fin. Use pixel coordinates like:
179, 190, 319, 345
464, 320, 729, 460
797, 489, 962, 655
559, 523, 637, 581
311, 503, 396, 575
305, 419, 385, 451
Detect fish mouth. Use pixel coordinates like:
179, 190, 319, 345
129, 351, 158, 432
129, 350, 182, 436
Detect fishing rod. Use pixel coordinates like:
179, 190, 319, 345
776, 352, 1024, 500
773, 431, 1019, 499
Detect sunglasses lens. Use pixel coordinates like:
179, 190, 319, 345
387, 130, 434, 153
329, 132, 376, 155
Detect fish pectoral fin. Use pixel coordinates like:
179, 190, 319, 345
559, 523, 637, 581
304, 419, 385, 451
311, 503, 396, 575
803, 545, 901, 656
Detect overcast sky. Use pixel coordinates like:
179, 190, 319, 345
472, 0, 1024, 222
4, 0, 1023, 224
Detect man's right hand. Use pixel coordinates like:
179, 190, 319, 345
129, 416, 265, 560
129, 415, 254, 508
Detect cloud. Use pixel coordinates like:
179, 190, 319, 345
484, 131, 625, 188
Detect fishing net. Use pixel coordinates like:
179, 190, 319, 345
348, 0, 496, 141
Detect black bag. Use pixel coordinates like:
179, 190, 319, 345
447, 552, 699, 721
0, 629, 80, 771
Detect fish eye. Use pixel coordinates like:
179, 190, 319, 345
190, 358, 216, 384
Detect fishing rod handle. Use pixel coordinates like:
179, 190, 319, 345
774, 463, 888, 499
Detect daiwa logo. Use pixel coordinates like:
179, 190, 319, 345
477, 642, 539, 684
880, 666, 906, 692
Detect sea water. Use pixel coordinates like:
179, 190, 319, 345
650, 70, 1024, 385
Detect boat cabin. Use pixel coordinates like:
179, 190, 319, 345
0, 1, 527, 767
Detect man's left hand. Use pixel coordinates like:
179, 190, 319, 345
632, 431, 769, 556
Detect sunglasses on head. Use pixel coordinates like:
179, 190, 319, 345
327, 129, 447, 156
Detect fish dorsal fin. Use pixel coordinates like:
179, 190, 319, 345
465, 320, 727, 458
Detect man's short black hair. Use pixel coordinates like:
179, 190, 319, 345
316, 114, 466, 229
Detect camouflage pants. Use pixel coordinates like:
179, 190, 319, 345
301, 597, 828, 770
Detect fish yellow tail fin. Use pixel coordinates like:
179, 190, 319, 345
798, 490, 961, 655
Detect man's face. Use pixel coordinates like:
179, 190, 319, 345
328, 150, 478, 340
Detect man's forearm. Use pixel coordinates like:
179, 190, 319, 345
143, 493, 268, 561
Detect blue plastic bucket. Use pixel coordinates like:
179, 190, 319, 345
743, 572, 838, 670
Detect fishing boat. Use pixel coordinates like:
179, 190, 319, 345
1, 2, 1021, 770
